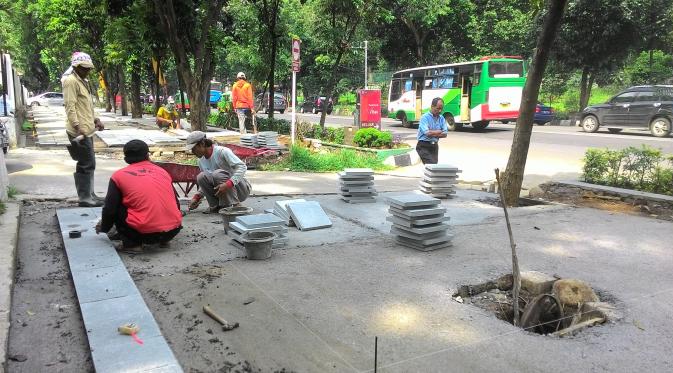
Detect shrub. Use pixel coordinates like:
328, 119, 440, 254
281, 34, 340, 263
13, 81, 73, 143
353, 128, 393, 148
582, 145, 673, 195
143, 104, 155, 115
255, 116, 291, 134
260, 145, 392, 172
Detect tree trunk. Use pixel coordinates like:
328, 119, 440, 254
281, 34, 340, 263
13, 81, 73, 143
130, 65, 143, 119
119, 65, 128, 116
267, 34, 277, 118
187, 78, 211, 132
579, 67, 593, 111
501, 0, 568, 207
153, 57, 161, 115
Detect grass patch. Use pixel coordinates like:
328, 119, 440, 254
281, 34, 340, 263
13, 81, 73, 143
260, 145, 393, 172
7, 185, 19, 199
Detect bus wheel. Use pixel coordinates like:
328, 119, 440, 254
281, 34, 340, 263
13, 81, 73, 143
445, 114, 462, 131
472, 121, 489, 130
399, 113, 412, 128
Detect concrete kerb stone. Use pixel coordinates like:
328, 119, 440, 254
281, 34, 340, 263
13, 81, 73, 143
0, 202, 21, 372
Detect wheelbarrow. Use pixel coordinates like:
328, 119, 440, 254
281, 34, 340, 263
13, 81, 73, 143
154, 161, 201, 197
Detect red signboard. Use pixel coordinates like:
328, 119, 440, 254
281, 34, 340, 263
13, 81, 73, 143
358, 89, 381, 129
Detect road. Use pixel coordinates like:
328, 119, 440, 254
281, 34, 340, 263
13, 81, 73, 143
261, 112, 673, 188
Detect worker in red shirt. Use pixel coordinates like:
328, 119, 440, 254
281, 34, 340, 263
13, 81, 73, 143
231, 71, 254, 134
95, 140, 182, 253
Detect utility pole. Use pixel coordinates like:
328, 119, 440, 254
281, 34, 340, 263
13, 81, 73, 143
364, 40, 368, 89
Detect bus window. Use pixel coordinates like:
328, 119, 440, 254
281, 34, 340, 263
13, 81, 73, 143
390, 80, 402, 101
404, 79, 413, 92
424, 79, 433, 89
488, 61, 523, 78
473, 64, 482, 86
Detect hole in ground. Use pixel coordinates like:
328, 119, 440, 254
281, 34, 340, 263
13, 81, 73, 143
477, 197, 549, 207
453, 273, 618, 336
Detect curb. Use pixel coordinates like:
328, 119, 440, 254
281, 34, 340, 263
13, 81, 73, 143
0, 202, 21, 372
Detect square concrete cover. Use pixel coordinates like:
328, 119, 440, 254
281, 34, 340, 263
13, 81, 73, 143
343, 168, 374, 175
425, 164, 461, 171
386, 214, 449, 227
236, 213, 286, 228
386, 194, 441, 207
389, 206, 446, 218
286, 201, 333, 231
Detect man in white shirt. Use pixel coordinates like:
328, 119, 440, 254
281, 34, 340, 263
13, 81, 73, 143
185, 131, 252, 213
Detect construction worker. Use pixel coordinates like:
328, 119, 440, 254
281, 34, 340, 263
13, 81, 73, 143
96, 140, 183, 253
231, 72, 253, 134
156, 97, 181, 130
185, 131, 252, 213
63, 51, 105, 207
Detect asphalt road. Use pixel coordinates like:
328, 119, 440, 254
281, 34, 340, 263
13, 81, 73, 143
261, 112, 673, 186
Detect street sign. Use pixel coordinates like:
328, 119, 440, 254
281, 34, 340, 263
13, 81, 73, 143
358, 89, 381, 129
292, 60, 300, 73
292, 39, 301, 62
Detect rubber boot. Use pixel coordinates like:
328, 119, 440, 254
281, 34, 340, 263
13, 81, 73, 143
90, 173, 105, 202
75, 173, 103, 207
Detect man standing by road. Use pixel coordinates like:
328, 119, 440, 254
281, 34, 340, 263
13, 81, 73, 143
186, 131, 252, 213
231, 72, 253, 134
416, 97, 448, 164
63, 52, 105, 207
96, 140, 182, 253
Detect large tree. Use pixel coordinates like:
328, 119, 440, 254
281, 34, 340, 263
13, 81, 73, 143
553, 0, 637, 111
500, 0, 567, 206
152, 0, 229, 131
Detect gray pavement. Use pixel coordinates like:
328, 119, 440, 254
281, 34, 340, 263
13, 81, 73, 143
0, 202, 19, 373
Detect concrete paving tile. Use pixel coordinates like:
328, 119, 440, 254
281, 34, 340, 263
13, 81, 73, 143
386, 214, 449, 227
286, 201, 333, 231
71, 265, 138, 303
425, 164, 461, 171
385, 193, 441, 207
394, 236, 453, 251
236, 213, 286, 228
390, 226, 448, 240
388, 206, 446, 217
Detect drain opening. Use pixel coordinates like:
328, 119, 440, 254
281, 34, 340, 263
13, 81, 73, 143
453, 272, 619, 336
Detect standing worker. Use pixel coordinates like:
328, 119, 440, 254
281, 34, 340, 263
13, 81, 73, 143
63, 52, 105, 207
416, 97, 448, 164
156, 97, 181, 130
231, 72, 254, 134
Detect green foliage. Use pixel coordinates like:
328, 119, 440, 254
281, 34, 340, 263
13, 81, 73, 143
353, 128, 393, 148
255, 116, 291, 135
624, 50, 673, 85
143, 105, 155, 115
583, 146, 673, 195
305, 125, 345, 144
260, 145, 392, 172
7, 185, 19, 199
338, 92, 356, 105
0, 201, 5, 215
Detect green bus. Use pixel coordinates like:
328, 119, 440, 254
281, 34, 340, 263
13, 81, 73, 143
387, 56, 526, 130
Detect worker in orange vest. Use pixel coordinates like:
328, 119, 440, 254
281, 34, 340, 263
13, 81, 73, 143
231, 72, 254, 134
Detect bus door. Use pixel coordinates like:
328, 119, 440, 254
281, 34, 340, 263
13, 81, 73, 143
460, 74, 472, 122
414, 78, 423, 121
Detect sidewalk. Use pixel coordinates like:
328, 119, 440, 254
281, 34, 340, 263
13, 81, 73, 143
0, 202, 20, 372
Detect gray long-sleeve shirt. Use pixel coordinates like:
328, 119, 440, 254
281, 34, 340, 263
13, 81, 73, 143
197, 145, 247, 185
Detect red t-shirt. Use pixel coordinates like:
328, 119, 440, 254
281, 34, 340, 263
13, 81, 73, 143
110, 161, 182, 233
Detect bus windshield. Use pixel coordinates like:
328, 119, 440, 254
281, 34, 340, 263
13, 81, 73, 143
488, 61, 524, 78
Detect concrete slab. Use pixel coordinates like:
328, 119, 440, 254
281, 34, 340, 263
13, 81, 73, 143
236, 213, 286, 228
389, 206, 446, 218
286, 201, 333, 231
386, 214, 450, 227
56, 207, 183, 372
386, 193, 441, 207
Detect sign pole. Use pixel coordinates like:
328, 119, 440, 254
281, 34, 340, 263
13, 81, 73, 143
364, 40, 368, 89
291, 71, 296, 145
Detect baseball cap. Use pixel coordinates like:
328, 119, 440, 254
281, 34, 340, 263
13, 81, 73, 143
237, 72, 246, 79
123, 139, 149, 164
185, 131, 207, 151
71, 52, 95, 69
167, 97, 175, 104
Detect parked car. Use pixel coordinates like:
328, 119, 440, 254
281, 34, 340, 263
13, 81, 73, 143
27, 92, 64, 107
300, 96, 333, 114
580, 85, 673, 137
255, 92, 287, 114
534, 103, 554, 125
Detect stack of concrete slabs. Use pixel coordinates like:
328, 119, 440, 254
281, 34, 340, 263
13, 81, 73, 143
257, 131, 281, 149
286, 201, 333, 231
272, 198, 306, 226
240, 134, 259, 148
230, 213, 288, 249
419, 164, 462, 199
386, 194, 452, 251
338, 168, 377, 203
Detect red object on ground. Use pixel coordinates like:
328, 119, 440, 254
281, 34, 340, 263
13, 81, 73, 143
358, 89, 381, 129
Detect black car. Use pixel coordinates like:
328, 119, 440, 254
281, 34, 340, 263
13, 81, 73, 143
580, 85, 673, 137
300, 96, 333, 114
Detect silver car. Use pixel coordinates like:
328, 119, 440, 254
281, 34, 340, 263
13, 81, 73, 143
27, 92, 64, 107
